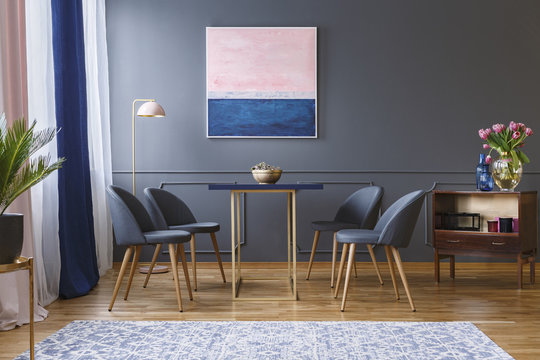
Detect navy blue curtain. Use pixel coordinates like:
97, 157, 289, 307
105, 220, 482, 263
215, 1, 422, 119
51, 0, 99, 298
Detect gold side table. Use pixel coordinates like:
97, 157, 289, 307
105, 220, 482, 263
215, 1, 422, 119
0, 257, 34, 359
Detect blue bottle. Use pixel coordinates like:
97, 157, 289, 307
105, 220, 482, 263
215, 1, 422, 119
476, 154, 486, 190
479, 164, 494, 191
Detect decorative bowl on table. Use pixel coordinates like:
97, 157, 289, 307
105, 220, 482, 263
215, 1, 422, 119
251, 162, 282, 184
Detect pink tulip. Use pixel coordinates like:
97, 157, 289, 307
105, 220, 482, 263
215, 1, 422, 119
492, 124, 503, 133
483, 144, 490, 149
478, 129, 488, 140
501, 124, 506, 130
519, 143, 525, 148
518, 122, 525, 130
512, 131, 520, 139
525, 128, 533, 136
485, 128, 492, 135
485, 155, 492, 164
509, 121, 518, 131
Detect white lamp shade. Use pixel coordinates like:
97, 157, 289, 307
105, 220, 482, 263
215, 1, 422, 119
137, 101, 165, 117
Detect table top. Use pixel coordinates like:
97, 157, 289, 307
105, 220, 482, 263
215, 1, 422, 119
433, 190, 537, 195
0, 256, 32, 273
209, 183, 324, 191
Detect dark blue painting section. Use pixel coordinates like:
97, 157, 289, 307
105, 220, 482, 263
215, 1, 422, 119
208, 99, 316, 137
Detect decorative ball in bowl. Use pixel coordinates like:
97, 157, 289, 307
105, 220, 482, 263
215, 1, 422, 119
251, 162, 282, 184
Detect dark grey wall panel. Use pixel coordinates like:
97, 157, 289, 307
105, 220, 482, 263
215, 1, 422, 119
106, 0, 540, 262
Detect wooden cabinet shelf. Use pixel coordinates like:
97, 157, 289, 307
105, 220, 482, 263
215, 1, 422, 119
432, 190, 537, 288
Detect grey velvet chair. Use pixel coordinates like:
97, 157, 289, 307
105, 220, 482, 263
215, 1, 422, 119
106, 185, 193, 312
144, 187, 226, 291
306, 186, 384, 288
334, 190, 426, 312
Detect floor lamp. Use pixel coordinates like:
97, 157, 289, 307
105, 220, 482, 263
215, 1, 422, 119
132, 99, 167, 274
132, 99, 165, 195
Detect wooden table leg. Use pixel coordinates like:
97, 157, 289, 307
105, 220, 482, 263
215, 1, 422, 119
287, 192, 291, 279
230, 191, 236, 299
236, 192, 241, 274
292, 191, 297, 298
29, 258, 34, 360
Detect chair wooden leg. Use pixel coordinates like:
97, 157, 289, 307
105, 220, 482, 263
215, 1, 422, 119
124, 245, 142, 300
334, 243, 349, 298
367, 244, 384, 285
210, 232, 226, 283
168, 243, 184, 312
190, 234, 197, 291
177, 243, 193, 300
306, 230, 320, 280
109, 246, 133, 311
384, 245, 400, 300
340, 243, 357, 312
330, 232, 338, 287
391, 246, 416, 312
353, 255, 358, 278
143, 244, 161, 288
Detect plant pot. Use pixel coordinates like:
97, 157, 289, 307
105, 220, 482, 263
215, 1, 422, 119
252, 169, 282, 184
0, 213, 24, 264
491, 156, 522, 192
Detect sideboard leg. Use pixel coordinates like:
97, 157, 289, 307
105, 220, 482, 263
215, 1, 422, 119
517, 254, 523, 289
434, 250, 440, 283
529, 251, 535, 285
449, 255, 455, 279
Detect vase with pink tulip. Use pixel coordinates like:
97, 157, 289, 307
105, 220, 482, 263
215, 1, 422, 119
478, 121, 533, 191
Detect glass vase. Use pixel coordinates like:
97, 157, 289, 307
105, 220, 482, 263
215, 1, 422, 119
478, 164, 493, 191
491, 154, 522, 192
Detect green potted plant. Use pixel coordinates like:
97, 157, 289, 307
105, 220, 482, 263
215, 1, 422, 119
0, 112, 65, 264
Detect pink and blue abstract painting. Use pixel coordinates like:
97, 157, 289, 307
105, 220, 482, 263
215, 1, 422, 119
206, 27, 317, 138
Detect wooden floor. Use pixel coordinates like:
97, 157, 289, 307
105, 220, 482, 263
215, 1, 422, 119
1, 261, 539, 359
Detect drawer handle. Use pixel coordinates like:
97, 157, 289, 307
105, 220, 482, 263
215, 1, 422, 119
446, 240, 461, 243
492, 242, 506, 246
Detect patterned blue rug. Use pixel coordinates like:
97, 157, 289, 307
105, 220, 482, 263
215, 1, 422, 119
15, 320, 512, 359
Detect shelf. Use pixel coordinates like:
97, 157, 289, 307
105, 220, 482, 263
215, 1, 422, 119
432, 190, 537, 287
433, 190, 536, 195
434, 229, 519, 237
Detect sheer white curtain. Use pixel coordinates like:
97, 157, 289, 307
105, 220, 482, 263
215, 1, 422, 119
25, 0, 61, 307
83, 0, 113, 275
0, 0, 48, 330
1, 0, 112, 320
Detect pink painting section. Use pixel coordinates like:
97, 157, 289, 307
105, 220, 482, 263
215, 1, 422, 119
207, 28, 316, 93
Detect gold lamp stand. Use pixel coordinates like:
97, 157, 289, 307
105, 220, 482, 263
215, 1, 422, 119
132, 99, 167, 274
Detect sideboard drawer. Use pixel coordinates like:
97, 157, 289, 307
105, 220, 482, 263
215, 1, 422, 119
434, 231, 521, 253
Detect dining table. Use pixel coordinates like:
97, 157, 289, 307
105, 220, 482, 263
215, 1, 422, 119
209, 183, 324, 300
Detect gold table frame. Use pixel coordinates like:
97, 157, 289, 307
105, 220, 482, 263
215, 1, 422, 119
0, 257, 34, 359
230, 189, 298, 301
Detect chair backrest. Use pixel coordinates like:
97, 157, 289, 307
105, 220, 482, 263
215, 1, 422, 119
374, 190, 426, 248
334, 186, 384, 229
106, 185, 154, 246
144, 188, 197, 229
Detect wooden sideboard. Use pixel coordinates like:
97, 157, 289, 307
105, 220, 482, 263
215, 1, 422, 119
432, 190, 537, 288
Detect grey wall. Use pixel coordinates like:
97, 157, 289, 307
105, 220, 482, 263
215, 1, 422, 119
106, 0, 540, 263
